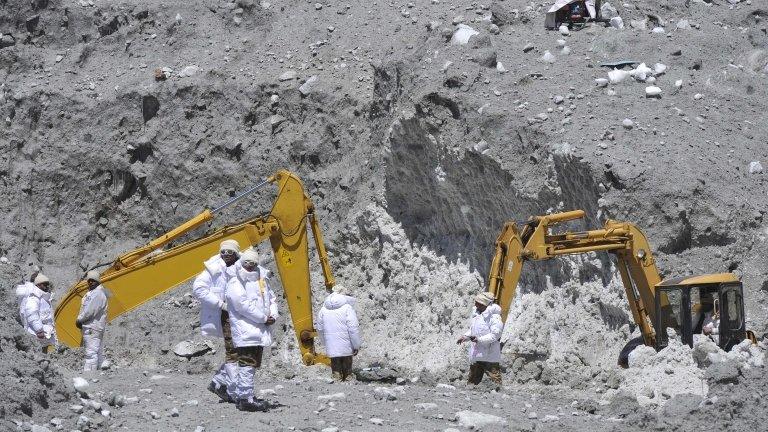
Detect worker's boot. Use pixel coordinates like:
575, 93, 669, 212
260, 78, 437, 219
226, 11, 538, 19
207, 381, 232, 403
236, 398, 267, 412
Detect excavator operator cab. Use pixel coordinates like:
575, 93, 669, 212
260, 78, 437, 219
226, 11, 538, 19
654, 274, 749, 352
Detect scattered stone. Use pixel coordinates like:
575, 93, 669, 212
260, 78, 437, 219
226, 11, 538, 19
652, 26, 665, 34
675, 79, 683, 88
415, 402, 438, 410
496, 62, 507, 73
559, 25, 570, 36
369, 418, 384, 426
373, 387, 398, 401
522, 43, 534, 53
0, 256, 9, 264
31, 425, 52, 432
279, 70, 298, 81
654, 63, 667, 75
76, 415, 90, 428
610, 17, 624, 29
73, 377, 89, 394
542, 415, 560, 422
694, 93, 703, 100
315, 3, 322, 10
608, 69, 629, 83
539, 51, 555, 64
560, 46, 571, 55
170, 407, 179, 417
595, 78, 609, 87
317, 392, 346, 402
645, 86, 662, 97
450, 24, 478, 45
749, 161, 763, 174
452, 15, 465, 25
154, 67, 172, 80
436, 383, 456, 390
172, 340, 213, 358
456, 411, 507, 429
108, 394, 126, 407
622, 118, 634, 129
178, 65, 200, 77
553, 95, 564, 104
488, 24, 500, 35
299, 75, 319, 96
676, 19, 690, 30
471, 49, 498, 68
0, 33, 15, 49
49, 418, 63, 429
354, 367, 399, 383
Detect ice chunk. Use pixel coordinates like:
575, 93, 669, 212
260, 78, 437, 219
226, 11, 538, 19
450, 24, 479, 45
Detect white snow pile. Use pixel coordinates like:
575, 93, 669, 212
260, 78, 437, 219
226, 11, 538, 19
502, 258, 631, 385
692, 337, 766, 370
611, 329, 708, 407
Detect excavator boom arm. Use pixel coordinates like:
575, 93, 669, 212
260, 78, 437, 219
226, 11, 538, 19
54, 170, 333, 365
488, 210, 662, 346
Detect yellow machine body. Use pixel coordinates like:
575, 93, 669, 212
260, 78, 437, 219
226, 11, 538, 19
54, 170, 334, 365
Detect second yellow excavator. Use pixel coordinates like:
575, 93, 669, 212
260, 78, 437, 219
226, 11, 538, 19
485, 210, 755, 367
54, 170, 334, 366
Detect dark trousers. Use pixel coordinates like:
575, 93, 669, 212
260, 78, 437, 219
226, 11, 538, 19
330, 356, 353, 381
236, 346, 264, 368
221, 311, 238, 363
468, 361, 502, 385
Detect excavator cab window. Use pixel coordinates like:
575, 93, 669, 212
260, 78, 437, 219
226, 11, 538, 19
718, 283, 747, 351
654, 288, 690, 349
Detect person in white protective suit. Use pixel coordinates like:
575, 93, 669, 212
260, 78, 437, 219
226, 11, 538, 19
192, 238, 242, 403
225, 248, 278, 412
76, 270, 108, 371
316, 284, 361, 381
16, 268, 40, 330
21, 273, 58, 353
457, 291, 503, 387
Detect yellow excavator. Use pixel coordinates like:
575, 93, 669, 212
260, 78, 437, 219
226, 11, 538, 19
485, 210, 755, 367
54, 170, 334, 366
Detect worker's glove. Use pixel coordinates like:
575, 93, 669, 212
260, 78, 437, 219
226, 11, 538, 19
75, 320, 83, 330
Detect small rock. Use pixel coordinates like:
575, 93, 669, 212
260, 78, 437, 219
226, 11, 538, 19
539, 51, 555, 64
450, 24, 478, 45
608, 69, 629, 83
436, 383, 456, 390
452, 15, 465, 25
652, 26, 665, 34
522, 43, 534, 53
369, 418, 384, 426
488, 24, 500, 34
49, 418, 63, 429
676, 19, 690, 29
150, 411, 160, 420
76, 415, 90, 427
456, 411, 507, 429
527, 412, 538, 419
610, 16, 624, 29
560, 46, 571, 55
595, 78, 609, 87
317, 392, 346, 402
622, 118, 634, 129
749, 161, 763, 174
314, 3, 322, 10
496, 62, 507, 73
299, 75, 319, 96
173, 340, 213, 358
645, 86, 662, 97
373, 387, 398, 401
31, 425, 52, 432
73, 377, 89, 394
559, 25, 570, 36
675, 79, 683, 88
178, 65, 200, 77
553, 95, 564, 105
694, 93, 703, 100
170, 408, 179, 417
0, 256, 9, 264
279, 70, 298, 81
